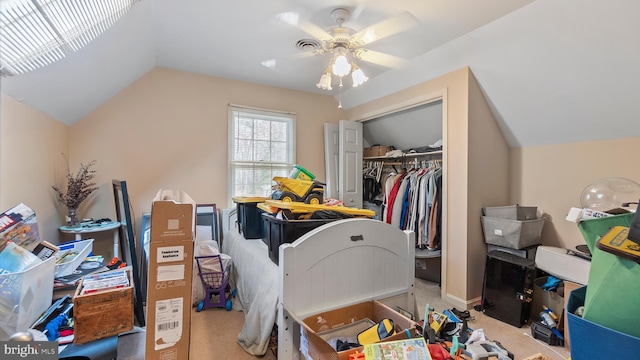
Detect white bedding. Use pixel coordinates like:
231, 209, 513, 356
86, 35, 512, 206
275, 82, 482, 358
219, 210, 415, 359
221, 229, 279, 356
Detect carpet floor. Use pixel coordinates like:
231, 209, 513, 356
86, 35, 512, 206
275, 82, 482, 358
117, 278, 571, 359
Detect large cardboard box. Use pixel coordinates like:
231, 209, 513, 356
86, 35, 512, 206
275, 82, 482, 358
146, 197, 195, 360
299, 301, 417, 360
73, 268, 134, 344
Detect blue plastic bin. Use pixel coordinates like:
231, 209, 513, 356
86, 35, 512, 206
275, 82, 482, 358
566, 286, 640, 359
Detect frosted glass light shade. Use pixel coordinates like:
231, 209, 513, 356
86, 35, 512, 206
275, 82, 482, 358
332, 55, 351, 77
351, 66, 368, 87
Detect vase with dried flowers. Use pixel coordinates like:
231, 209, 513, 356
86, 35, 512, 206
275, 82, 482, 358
52, 156, 99, 227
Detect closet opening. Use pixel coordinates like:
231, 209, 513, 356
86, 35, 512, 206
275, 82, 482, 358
355, 89, 448, 300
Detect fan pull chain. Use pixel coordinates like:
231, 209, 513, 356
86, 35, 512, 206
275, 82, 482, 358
338, 77, 344, 109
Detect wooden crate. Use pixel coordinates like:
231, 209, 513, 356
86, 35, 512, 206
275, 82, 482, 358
73, 269, 134, 344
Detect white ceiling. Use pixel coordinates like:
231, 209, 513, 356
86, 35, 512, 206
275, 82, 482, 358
2, 0, 640, 147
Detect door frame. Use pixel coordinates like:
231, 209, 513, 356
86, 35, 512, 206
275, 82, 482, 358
348, 88, 449, 301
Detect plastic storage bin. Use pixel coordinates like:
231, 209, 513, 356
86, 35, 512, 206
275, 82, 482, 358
232, 197, 269, 239
566, 286, 640, 359
0, 256, 55, 340
262, 213, 337, 264
481, 216, 544, 249
415, 248, 441, 284
55, 239, 94, 277
482, 205, 537, 221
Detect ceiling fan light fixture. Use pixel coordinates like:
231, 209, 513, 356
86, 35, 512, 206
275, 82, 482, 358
316, 69, 333, 91
351, 64, 368, 87
332, 54, 351, 77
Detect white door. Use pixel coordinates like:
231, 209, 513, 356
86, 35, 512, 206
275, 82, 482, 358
339, 120, 363, 209
323, 123, 340, 199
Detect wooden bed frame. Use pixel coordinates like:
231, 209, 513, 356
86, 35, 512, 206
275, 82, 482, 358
220, 210, 416, 359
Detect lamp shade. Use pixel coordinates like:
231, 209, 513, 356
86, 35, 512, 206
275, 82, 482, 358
351, 65, 368, 87
316, 72, 333, 90
332, 54, 351, 77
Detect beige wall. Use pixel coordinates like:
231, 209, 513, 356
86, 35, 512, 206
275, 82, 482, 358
69, 67, 342, 240
0, 93, 69, 243
511, 136, 640, 250
467, 72, 510, 299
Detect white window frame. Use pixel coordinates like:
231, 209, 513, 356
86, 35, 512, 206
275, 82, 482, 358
228, 105, 296, 204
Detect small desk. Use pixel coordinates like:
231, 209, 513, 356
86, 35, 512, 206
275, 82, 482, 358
59, 221, 121, 258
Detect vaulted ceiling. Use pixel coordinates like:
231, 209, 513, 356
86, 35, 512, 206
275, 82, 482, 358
2, 0, 639, 147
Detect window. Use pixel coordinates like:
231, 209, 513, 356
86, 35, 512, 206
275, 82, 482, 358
228, 105, 295, 200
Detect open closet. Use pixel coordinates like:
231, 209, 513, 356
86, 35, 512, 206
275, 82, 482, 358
327, 68, 511, 309
324, 91, 447, 290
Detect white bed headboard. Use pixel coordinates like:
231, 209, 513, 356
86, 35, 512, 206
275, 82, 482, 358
279, 218, 415, 319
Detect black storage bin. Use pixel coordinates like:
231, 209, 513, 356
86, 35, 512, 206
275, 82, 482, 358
262, 213, 336, 264
233, 197, 268, 239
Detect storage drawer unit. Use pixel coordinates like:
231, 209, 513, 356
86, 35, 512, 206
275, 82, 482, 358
481, 250, 536, 327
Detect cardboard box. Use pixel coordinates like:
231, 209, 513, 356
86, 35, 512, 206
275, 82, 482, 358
530, 276, 565, 324
299, 301, 417, 360
146, 196, 195, 360
363, 145, 393, 158
0, 203, 40, 252
563, 280, 581, 350
73, 268, 134, 344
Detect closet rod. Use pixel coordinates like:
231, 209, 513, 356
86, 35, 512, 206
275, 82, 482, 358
380, 159, 442, 166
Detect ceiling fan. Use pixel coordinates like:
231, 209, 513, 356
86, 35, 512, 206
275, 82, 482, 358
264, 7, 419, 92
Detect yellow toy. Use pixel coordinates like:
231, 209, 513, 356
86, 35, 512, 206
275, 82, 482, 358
271, 176, 325, 204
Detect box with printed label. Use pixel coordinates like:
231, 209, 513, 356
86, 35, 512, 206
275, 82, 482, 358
145, 198, 194, 360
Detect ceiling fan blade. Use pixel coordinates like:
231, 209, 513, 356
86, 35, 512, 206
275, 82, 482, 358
357, 49, 409, 69
351, 11, 419, 46
275, 12, 333, 41
261, 51, 318, 69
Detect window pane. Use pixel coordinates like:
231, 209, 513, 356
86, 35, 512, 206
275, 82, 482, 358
235, 139, 253, 161
254, 119, 271, 141
271, 121, 287, 142
254, 140, 271, 162
229, 107, 295, 199
271, 141, 287, 162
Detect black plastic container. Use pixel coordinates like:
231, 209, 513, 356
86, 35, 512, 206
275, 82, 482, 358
233, 197, 268, 239
262, 213, 336, 264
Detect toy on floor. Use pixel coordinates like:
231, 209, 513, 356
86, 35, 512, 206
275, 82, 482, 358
195, 255, 236, 311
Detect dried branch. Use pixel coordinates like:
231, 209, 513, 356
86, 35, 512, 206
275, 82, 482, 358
52, 155, 98, 209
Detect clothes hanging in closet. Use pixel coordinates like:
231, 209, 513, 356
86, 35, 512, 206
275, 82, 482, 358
381, 161, 442, 250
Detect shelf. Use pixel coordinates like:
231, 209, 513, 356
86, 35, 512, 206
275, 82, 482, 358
363, 150, 442, 160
